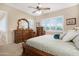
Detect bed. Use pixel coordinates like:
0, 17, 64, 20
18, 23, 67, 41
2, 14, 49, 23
24, 35, 79, 56
23, 35, 53, 56
22, 35, 79, 56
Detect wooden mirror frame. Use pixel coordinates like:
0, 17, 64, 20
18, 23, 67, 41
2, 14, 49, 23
17, 18, 29, 30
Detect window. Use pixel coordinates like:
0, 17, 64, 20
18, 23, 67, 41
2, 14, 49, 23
41, 16, 64, 32
28, 19, 34, 29
0, 12, 7, 32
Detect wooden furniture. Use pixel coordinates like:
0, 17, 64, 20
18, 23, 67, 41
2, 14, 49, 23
14, 29, 35, 43
22, 42, 53, 56
14, 18, 36, 43
36, 27, 45, 36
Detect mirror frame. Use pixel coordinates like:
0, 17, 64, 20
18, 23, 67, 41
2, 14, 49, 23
17, 18, 29, 30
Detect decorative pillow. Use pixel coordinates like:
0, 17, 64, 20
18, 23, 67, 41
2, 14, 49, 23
54, 34, 60, 39
62, 30, 79, 41
73, 35, 79, 49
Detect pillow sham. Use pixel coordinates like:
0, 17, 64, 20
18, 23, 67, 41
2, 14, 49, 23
62, 30, 79, 41
73, 35, 79, 49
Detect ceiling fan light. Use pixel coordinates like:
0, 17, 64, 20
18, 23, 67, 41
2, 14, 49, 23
36, 11, 42, 15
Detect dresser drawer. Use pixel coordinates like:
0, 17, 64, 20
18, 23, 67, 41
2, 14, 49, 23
14, 30, 35, 43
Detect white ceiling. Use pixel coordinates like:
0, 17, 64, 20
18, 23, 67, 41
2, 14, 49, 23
5, 3, 78, 16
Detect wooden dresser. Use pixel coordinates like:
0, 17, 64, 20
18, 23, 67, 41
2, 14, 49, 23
14, 18, 36, 43
14, 29, 35, 43
36, 27, 45, 36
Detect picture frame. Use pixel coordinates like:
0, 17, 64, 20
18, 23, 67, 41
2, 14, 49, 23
66, 18, 76, 25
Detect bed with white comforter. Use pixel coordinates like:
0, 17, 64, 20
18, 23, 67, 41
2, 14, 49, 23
26, 35, 79, 56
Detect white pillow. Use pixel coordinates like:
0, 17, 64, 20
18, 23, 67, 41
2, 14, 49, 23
73, 35, 79, 49
60, 32, 67, 39
62, 30, 79, 41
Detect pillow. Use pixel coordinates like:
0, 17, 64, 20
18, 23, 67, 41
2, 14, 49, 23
54, 34, 60, 39
60, 32, 67, 40
62, 30, 79, 41
73, 35, 79, 49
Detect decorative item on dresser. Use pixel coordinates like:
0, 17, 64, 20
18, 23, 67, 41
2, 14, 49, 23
14, 18, 36, 43
36, 27, 45, 36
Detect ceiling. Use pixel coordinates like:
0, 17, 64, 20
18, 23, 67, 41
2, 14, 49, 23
5, 3, 78, 16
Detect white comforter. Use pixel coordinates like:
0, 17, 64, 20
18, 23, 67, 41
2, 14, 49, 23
26, 35, 79, 56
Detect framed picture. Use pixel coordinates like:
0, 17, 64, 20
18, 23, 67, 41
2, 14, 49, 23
66, 18, 76, 25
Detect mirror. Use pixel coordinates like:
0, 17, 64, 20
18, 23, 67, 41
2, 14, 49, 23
17, 18, 29, 30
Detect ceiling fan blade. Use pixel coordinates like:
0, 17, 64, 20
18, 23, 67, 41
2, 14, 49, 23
40, 8, 50, 10
32, 10, 39, 13
28, 6, 36, 9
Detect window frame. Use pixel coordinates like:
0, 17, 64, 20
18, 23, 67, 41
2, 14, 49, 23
40, 16, 64, 32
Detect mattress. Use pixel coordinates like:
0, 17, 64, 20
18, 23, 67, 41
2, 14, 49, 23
26, 35, 79, 56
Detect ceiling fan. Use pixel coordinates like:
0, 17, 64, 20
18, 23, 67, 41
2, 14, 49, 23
28, 3, 50, 14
